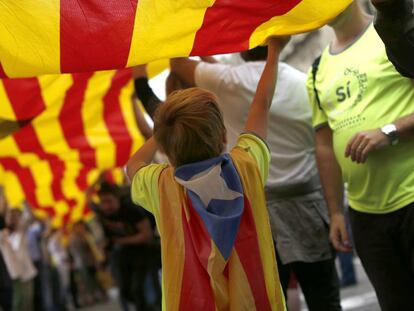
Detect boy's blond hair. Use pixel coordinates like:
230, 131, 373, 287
153, 87, 226, 167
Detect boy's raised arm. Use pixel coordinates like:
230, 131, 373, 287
244, 37, 289, 140
126, 137, 158, 181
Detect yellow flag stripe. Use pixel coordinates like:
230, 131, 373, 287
249, 0, 352, 47
0, 0, 60, 77
126, 0, 215, 66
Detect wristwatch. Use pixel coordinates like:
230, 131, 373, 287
381, 124, 399, 146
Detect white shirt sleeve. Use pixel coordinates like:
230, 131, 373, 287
194, 62, 232, 96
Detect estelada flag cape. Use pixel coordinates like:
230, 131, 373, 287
0, 0, 351, 78
156, 149, 285, 310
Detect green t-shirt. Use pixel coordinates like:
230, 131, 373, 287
307, 23, 414, 214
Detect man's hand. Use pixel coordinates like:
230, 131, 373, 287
345, 129, 390, 163
330, 212, 352, 252
132, 65, 147, 79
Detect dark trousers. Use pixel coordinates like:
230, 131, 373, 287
117, 249, 148, 311
350, 204, 414, 311
276, 253, 342, 311
33, 260, 44, 311
0, 287, 13, 311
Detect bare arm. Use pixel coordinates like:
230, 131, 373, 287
315, 126, 351, 252
126, 137, 158, 181
200, 56, 218, 64
169, 58, 199, 87
395, 111, 414, 138
114, 218, 153, 245
244, 38, 286, 139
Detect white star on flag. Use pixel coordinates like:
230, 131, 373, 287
175, 164, 243, 207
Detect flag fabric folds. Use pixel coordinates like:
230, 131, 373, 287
0, 0, 352, 78
154, 149, 285, 310
0, 70, 144, 227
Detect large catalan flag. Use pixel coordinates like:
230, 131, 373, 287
0, 0, 352, 78
0, 69, 144, 227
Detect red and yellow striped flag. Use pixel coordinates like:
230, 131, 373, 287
0, 70, 145, 227
0, 0, 352, 78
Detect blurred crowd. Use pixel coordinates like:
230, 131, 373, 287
0, 182, 162, 311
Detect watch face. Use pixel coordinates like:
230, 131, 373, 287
382, 124, 397, 135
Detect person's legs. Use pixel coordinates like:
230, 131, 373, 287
0, 287, 13, 311
21, 280, 34, 311
109, 249, 130, 311
291, 258, 342, 311
350, 207, 414, 311
12, 280, 23, 311
275, 251, 291, 301
399, 204, 414, 278
33, 260, 43, 311
126, 253, 147, 311
69, 269, 81, 308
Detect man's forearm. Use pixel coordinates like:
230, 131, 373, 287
170, 58, 198, 87
395, 112, 414, 139
315, 131, 344, 216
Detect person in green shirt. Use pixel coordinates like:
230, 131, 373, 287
307, 2, 414, 310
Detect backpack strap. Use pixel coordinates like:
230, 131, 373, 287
311, 55, 323, 110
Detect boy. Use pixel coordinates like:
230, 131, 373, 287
126, 38, 286, 311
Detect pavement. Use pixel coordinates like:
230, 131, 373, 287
84, 258, 380, 311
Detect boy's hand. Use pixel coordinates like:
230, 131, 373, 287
267, 36, 291, 54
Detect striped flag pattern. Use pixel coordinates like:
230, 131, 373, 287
0, 70, 144, 227
0, 0, 352, 78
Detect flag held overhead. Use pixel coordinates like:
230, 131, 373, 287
0, 0, 352, 78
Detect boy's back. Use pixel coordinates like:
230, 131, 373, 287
131, 133, 285, 310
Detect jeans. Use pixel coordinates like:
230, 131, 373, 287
350, 204, 414, 311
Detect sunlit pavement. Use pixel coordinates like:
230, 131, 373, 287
83, 258, 380, 311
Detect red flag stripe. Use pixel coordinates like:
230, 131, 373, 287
2, 78, 46, 120
190, 0, 301, 56
103, 70, 134, 167
60, 0, 138, 73
235, 196, 272, 311
13, 125, 70, 204
0, 63, 8, 79
59, 73, 96, 189
179, 202, 216, 311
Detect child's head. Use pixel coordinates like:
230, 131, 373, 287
153, 87, 226, 167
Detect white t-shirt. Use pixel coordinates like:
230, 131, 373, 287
1, 231, 37, 281
195, 61, 317, 187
